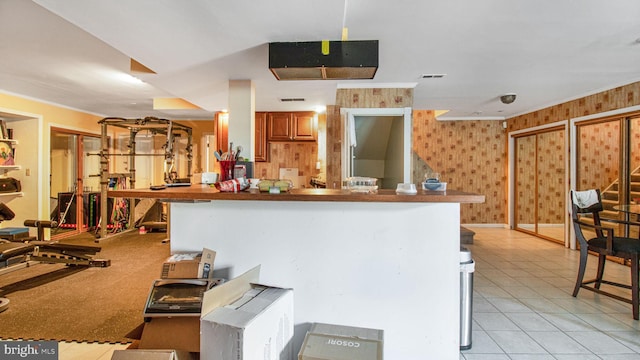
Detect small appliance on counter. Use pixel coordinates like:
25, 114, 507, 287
193, 172, 219, 184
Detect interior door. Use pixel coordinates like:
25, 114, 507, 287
514, 126, 566, 243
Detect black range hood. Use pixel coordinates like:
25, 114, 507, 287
269, 40, 378, 80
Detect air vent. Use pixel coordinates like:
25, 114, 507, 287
280, 98, 305, 102
421, 74, 446, 79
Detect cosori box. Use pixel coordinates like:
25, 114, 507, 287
298, 323, 384, 360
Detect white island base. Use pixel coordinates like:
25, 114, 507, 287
169, 199, 461, 359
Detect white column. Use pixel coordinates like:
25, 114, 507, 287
228, 80, 255, 161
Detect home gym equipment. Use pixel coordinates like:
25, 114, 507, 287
0, 202, 110, 312
93, 116, 192, 239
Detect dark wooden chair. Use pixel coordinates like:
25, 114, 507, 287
570, 189, 640, 320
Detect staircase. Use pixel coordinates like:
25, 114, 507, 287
594, 167, 640, 238
600, 169, 640, 213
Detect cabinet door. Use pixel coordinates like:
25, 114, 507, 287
267, 113, 293, 141
292, 112, 316, 141
255, 112, 268, 162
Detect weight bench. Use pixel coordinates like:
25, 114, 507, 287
0, 204, 111, 312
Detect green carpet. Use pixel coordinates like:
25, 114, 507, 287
0, 231, 170, 343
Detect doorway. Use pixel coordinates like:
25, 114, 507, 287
341, 107, 412, 188
572, 113, 640, 241
50, 128, 101, 238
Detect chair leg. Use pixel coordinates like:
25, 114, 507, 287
631, 254, 639, 321
574, 248, 588, 297
595, 254, 606, 289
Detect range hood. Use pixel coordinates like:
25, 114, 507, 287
269, 40, 378, 80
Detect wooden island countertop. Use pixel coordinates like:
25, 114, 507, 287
108, 184, 485, 203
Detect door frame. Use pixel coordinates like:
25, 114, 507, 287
49, 125, 101, 239
569, 105, 640, 249
340, 107, 413, 184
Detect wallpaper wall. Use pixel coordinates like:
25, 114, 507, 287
413, 110, 507, 224
509, 81, 640, 131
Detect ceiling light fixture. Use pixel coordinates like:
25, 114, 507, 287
500, 93, 517, 104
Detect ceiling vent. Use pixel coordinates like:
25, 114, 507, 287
269, 40, 378, 80
279, 98, 305, 102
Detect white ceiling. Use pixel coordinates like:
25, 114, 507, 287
1, 0, 640, 121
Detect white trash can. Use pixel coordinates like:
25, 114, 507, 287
460, 246, 475, 350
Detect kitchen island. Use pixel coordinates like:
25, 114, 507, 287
110, 185, 484, 359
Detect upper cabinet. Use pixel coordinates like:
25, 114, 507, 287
267, 112, 317, 142
255, 112, 268, 162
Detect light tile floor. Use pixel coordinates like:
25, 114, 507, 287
461, 227, 640, 360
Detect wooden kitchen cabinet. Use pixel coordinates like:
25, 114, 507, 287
255, 112, 268, 162
292, 112, 316, 141
267, 112, 293, 141
267, 111, 317, 142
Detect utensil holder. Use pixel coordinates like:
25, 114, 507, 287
219, 160, 236, 181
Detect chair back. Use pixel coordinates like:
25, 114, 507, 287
570, 189, 604, 241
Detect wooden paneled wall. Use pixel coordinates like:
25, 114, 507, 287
413, 110, 507, 223
326, 105, 342, 188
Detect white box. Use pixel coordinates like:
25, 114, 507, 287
200, 265, 294, 360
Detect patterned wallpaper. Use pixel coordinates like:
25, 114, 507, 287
509, 81, 640, 131
254, 142, 318, 183
413, 110, 507, 223
335, 88, 413, 108
537, 130, 566, 224
577, 121, 620, 191
515, 135, 535, 225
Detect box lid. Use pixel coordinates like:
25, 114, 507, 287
299, 332, 383, 360
201, 265, 260, 316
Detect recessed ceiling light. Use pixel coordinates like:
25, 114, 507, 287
420, 74, 446, 79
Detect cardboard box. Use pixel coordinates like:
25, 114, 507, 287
136, 317, 201, 353
111, 349, 194, 360
298, 323, 384, 360
161, 248, 216, 279
200, 265, 294, 360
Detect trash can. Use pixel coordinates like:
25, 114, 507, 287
460, 246, 475, 350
